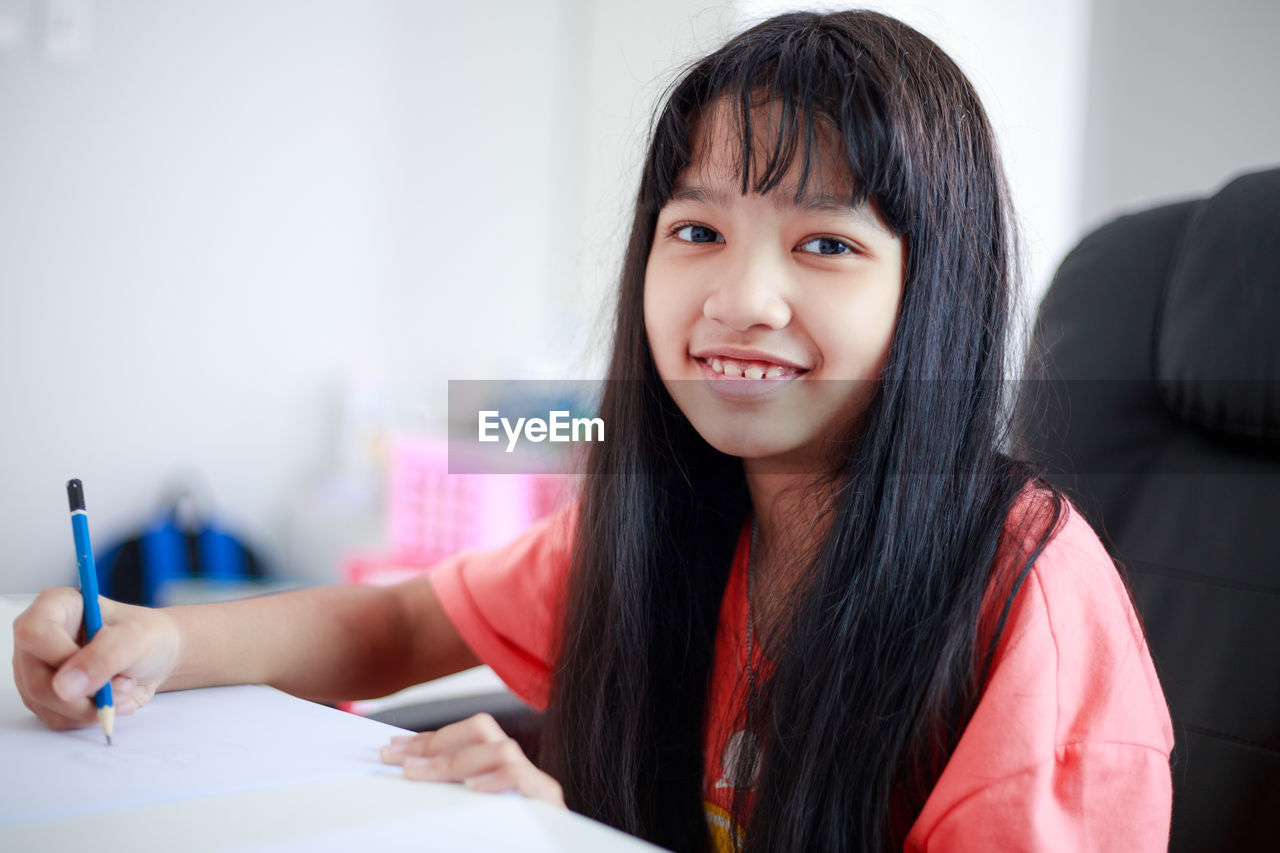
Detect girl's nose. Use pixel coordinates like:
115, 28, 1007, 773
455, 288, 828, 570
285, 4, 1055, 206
702, 252, 792, 331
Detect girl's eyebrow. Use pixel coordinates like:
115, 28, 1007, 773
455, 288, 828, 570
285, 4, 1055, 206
669, 183, 886, 229
668, 184, 731, 207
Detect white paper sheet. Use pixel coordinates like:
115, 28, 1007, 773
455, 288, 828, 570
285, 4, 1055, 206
0, 683, 407, 825
225, 793, 564, 853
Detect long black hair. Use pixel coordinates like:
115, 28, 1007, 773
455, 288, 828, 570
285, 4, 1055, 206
542, 10, 1063, 851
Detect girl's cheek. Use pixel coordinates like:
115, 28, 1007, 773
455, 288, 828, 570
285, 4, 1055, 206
642, 285, 659, 342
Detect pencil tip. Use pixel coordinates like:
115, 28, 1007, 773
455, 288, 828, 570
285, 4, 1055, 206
99, 705, 115, 743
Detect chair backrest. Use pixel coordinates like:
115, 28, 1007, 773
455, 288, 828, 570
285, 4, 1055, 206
1016, 168, 1280, 850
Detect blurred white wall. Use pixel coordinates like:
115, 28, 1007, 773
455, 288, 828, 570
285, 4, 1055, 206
1078, 0, 1280, 231
0, 0, 576, 591
1, 0, 1276, 594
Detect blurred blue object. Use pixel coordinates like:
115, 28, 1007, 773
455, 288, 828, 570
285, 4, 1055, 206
93, 492, 269, 607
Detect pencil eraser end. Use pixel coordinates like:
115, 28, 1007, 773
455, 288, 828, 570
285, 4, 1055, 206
67, 479, 85, 512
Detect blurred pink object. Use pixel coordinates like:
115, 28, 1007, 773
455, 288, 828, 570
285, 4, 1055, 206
342, 434, 572, 587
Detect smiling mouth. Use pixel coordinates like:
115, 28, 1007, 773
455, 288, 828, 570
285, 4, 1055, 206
697, 356, 806, 379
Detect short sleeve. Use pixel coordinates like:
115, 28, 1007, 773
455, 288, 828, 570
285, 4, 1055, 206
428, 503, 577, 710
914, 743, 1174, 850
905, 496, 1174, 851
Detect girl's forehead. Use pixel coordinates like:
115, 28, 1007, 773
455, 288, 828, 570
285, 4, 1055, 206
682, 98, 857, 202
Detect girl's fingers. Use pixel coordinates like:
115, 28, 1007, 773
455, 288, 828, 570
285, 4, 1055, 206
13, 589, 174, 731
380, 731, 431, 764
465, 764, 566, 807
14, 588, 137, 703
109, 676, 151, 715
401, 739, 565, 808
14, 652, 146, 726
12, 645, 100, 729
51, 617, 148, 702
19, 696, 88, 731
404, 736, 527, 782
13, 658, 95, 731
12, 588, 84, 668
417, 712, 506, 753
383, 712, 503, 764
385, 714, 566, 808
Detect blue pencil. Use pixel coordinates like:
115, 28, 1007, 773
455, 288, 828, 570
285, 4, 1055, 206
67, 479, 114, 745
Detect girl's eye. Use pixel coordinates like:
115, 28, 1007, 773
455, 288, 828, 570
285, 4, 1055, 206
798, 237, 854, 256
674, 224, 724, 244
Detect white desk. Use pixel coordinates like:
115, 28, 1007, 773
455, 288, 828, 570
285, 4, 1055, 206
0, 596, 663, 852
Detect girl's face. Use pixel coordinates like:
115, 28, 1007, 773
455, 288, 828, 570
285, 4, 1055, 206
643, 107, 906, 472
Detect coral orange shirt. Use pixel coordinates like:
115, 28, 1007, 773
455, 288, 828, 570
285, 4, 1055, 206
428, 494, 1173, 850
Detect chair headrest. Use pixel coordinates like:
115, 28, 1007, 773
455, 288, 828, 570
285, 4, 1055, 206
1156, 168, 1280, 440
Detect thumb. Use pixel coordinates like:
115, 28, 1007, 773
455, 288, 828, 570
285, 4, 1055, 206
51, 616, 145, 702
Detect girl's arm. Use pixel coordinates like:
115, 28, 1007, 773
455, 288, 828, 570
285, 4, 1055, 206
165, 578, 479, 699
12, 578, 480, 730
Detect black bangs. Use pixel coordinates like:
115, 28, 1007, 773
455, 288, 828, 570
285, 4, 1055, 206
643, 11, 902, 230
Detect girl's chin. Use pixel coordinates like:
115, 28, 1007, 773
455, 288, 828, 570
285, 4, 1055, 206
692, 427, 827, 473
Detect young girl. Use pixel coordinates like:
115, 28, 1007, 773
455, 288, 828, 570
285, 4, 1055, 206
13, 10, 1173, 851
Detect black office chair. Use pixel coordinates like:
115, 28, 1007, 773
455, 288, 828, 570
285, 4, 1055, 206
1015, 168, 1280, 850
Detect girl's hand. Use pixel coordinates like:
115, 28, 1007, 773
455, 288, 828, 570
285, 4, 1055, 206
12, 587, 180, 730
380, 713, 565, 809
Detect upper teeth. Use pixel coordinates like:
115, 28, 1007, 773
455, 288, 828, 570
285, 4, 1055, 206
709, 358, 788, 379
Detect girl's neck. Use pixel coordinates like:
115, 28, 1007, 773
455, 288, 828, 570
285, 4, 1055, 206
743, 460, 833, 636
